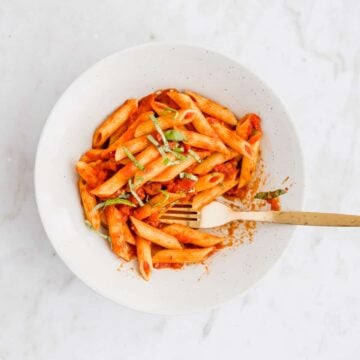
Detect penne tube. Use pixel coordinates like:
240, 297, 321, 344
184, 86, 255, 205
133, 153, 176, 188
136, 236, 152, 281
152, 247, 214, 264
114, 136, 149, 162
150, 100, 177, 116
167, 90, 217, 137
90, 146, 159, 197
123, 222, 136, 245
192, 150, 238, 175
78, 179, 101, 230
134, 192, 185, 220
76, 161, 99, 187
92, 99, 137, 148
130, 217, 182, 249
105, 206, 133, 261
134, 109, 195, 137
192, 177, 238, 210
80, 149, 104, 162
113, 111, 154, 145
238, 138, 261, 188
151, 156, 194, 182
151, 151, 209, 182
185, 90, 237, 126
211, 121, 254, 158
178, 129, 229, 154
195, 172, 225, 192
236, 117, 252, 140
162, 224, 225, 247
108, 122, 129, 145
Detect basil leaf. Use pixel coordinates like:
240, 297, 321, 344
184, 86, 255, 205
123, 146, 144, 170
254, 189, 287, 200
85, 220, 112, 246
164, 130, 187, 142
93, 198, 136, 212
188, 149, 202, 163
150, 114, 168, 148
179, 172, 198, 181
128, 179, 144, 206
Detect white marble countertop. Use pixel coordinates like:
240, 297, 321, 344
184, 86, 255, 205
1, 1, 360, 359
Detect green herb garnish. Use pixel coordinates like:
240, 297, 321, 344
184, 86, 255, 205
150, 114, 168, 148
93, 198, 136, 212
188, 149, 202, 163
85, 220, 112, 247
154, 190, 170, 207
173, 146, 184, 153
146, 134, 160, 147
162, 107, 179, 119
254, 188, 287, 200
123, 146, 144, 170
179, 172, 198, 181
164, 129, 187, 142
128, 179, 144, 206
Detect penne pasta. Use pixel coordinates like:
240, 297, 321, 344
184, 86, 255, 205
134, 192, 185, 220
163, 224, 225, 247
77, 89, 265, 280
178, 129, 229, 154
133, 153, 177, 188
113, 111, 154, 145
192, 150, 238, 175
92, 99, 137, 148
90, 146, 159, 197
192, 177, 238, 211
114, 136, 149, 162
134, 109, 195, 137
195, 172, 225, 192
167, 90, 217, 137
185, 90, 237, 126
130, 217, 182, 249
80, 149, 104, 163
105, 206, 133, 261
238, 137, 261, 188
108, 122, 129, 145
150, 152, 209, 182
152, 247, 214, 265
76, 161, 99, 187
123, 222, 136, 245
136, 236, 152, 281
211, 121, 254, 158
78, 179, 101, 230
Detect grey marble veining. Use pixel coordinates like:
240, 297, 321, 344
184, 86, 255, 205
1, 0, 359, 359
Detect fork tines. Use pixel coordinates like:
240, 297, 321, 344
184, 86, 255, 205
159, 203, 200, 228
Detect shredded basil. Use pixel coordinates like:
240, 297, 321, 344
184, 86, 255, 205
188, 149, 202, 163
179, 172, 198, 181
93, 198, 136, 212
254, 189, 287, 200
153, 190, 170, 207
123, 146, 144, 170
150, 114, 168, 148
162, 107, 179, 119
128, 179, 144, 206
85, 220, 112, 246
146, 134, 160, 147
164, 129, 187, 142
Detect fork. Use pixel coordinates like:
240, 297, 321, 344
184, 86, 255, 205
159, 201, 360, 228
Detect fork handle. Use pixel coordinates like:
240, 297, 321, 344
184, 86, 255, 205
232, 211, 360, 227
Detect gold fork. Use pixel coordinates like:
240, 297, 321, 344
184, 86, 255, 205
159, 201, 360, 229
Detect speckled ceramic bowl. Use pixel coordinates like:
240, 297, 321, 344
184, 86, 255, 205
35, 43, 304, 314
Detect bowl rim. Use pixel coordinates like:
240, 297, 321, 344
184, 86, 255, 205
34, 42, 305, 315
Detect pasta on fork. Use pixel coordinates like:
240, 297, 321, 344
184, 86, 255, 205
76, 89, 263, 280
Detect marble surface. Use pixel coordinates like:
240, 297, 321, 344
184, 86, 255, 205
1, 0, 359, 359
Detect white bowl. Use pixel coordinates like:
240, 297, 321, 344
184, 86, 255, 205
35, 43, 304, 314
